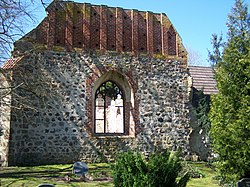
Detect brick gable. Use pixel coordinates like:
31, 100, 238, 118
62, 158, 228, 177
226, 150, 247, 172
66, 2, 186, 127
19, 1, 187, 66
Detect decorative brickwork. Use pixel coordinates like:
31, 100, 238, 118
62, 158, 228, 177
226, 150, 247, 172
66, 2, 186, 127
23, 1, 187, 65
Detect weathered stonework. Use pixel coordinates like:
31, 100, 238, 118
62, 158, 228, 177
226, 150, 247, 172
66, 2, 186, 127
0, 73, 11, 166
1, 51, 190, 166
0, 1, 193, 166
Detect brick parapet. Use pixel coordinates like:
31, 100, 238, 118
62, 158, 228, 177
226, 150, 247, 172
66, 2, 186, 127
47, 8, 56, 49
20, 1, 187, 67
146, 12, 154, 57
83, 3, 91, 50
65, 3, 74, 51
115, 7, 123, 53
100, 5, 108, 51
131, 10, 139, 55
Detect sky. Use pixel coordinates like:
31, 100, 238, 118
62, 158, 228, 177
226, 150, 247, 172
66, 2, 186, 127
31, 0, 248, 66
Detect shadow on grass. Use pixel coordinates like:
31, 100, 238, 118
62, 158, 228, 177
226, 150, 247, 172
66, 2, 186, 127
0, 165, 72, 179
0, 164, 114, 187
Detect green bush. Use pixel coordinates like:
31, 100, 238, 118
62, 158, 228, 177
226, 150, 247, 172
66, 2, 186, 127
112, 150, 190, 187
112, 151, 147, 187
181, 162, 205, 178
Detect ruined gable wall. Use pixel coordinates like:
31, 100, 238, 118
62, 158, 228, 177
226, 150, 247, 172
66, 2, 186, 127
22, 2, 187, 66
7, 51, 191, 166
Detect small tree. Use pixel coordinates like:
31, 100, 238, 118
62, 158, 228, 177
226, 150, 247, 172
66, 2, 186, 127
187, 47, 203, 66
209, 0, 250, 184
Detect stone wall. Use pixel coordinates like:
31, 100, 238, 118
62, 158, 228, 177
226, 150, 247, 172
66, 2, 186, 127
0, 73, 11, 166
6, 51, 191, 166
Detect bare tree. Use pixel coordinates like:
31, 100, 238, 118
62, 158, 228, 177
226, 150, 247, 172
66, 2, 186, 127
0, 0, 55, 104
0, 0, 56, 65
187, 47, 204, 66
0, 0, 37, 64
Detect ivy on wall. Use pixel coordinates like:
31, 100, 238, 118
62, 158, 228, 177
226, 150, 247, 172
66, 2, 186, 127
192, 88, 211, 136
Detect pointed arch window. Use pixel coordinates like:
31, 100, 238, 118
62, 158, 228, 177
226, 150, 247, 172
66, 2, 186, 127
94, 81, 124, 134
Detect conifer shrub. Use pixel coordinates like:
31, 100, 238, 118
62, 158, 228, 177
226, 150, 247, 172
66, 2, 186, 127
112, 150, 190, 187
112, 151, 147, 187
208, 0, 250, 184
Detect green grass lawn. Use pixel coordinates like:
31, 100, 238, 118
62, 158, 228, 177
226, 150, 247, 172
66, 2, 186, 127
186, 162, 220, 187
0, 162, 219, 187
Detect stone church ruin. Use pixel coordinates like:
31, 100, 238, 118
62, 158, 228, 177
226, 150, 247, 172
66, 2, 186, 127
0, 1, 201, 166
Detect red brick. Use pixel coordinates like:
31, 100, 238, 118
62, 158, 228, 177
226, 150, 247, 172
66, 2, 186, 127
138, 12, 147, 53
153, 14, 162, 54
54, 3, 66, 47
107, 8, 116, 51
146, 12, 154, 57
73, 4, 84, 48
47, 8, 56, 49
90, 6, 100, 50
116, 8, 123, 53
100, 5, 108, 51
131, 10, 139, 55
30, 2, 187, 65
123, 10, 132, 52
65, 3, 74, 51
168, 25, 177, 55
83, 3, 91, 50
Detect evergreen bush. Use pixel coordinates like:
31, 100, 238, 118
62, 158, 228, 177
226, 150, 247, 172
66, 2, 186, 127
112, 150, 190, 187
208, 0, 250, 184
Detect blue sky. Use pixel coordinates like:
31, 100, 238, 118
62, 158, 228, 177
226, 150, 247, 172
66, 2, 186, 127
32, 0, 247, 66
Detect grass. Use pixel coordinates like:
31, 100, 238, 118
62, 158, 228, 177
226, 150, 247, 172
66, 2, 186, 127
0, 162, 219, 187
186, 162, 220, 187
0, 163, 113, 187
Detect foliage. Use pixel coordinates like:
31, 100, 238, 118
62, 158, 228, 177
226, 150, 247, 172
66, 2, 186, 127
147, 151, 190, 187
208, 0, 250, 184
181, 162, 205, 179
112, 150, 190, 187
0, 162, 219, 187
208, 34, 224, 67
192, 89, 211, 135
112, 151, 147, 187
186, 162, 219, 187
0, 163, 113, 186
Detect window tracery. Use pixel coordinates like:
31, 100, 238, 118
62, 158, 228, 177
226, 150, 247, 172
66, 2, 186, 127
94, 81, 124, 134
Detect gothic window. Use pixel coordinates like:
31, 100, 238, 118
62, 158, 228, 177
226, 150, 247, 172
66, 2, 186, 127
94, 81, 124, 134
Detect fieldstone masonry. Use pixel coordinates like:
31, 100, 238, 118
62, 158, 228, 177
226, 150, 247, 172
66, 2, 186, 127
3, 51, 190, 166
0, 73, 11, 166
0, 1, 192, 166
